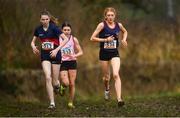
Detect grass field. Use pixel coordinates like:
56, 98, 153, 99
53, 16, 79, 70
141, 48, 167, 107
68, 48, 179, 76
0, 93, 179, 117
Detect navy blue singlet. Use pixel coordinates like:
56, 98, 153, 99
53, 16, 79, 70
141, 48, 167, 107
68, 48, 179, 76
99, 21, 120, 52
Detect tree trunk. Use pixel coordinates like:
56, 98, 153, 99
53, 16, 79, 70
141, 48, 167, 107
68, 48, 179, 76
167, 0, 174, 19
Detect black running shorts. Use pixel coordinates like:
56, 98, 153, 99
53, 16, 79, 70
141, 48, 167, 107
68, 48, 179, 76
60, 60, 77, 71
99, 49, 119, 61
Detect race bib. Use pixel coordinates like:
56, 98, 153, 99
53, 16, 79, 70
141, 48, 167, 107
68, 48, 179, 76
42, 42, 54, 50
104, 40, 117, 49
62, 48, 73, 55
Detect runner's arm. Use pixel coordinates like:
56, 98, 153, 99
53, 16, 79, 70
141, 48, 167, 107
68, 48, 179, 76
73, 37, 83, 58
90, 22, 114, 42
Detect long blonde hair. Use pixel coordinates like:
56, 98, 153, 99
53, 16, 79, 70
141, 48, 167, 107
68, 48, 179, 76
40, 10, 59, 25
103, 7, 116, 21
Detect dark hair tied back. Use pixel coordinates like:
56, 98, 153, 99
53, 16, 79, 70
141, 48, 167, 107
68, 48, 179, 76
61, 21, 72, 29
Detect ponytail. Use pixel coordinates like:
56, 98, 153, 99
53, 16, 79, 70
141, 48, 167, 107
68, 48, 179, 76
40, 10, 59, 25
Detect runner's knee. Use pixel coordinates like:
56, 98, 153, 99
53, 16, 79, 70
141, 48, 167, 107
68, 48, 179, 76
69, 81, 75, 87
113, 73, 119, 80
45, 75, 51, 79
63, 79, 69, 86
103, 74, 110, 81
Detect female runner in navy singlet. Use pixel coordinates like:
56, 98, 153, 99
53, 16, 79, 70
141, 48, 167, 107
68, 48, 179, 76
90, 7, 128, 107
31, 10, 69, 109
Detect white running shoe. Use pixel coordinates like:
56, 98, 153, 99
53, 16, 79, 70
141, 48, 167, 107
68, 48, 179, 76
104, 90, 110, 100
48, 104, 56, 109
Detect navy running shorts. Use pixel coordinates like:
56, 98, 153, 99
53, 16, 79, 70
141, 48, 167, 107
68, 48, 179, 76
41, 50, 61, 64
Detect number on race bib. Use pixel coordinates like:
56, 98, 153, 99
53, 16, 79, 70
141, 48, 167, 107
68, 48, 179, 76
42, 42, 54, 50
62, 48, 73, 55
104, 40, 117, 49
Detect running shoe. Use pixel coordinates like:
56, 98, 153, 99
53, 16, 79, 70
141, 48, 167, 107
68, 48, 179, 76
48, 104, 56, 109
68, 102, 75, 109
104, 90, 110, 100
59, 85, 66, 96
118, 101, 125, 107
53, 85, 60, 94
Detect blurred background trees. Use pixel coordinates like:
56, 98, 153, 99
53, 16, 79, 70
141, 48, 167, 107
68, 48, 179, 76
0, 0, 180, 101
